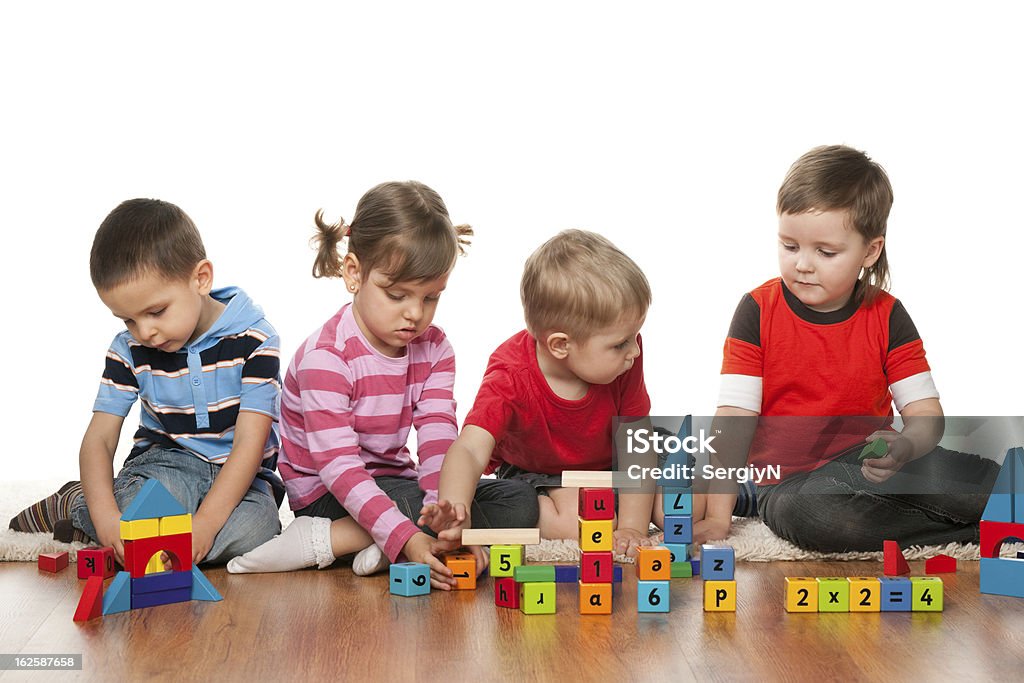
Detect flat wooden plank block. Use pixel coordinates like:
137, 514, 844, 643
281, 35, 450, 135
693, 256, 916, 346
461, 528, 540, 545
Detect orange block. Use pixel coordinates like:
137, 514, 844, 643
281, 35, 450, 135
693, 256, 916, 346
444, 553, 476, 590
579, 581, 613, 614
636, 546, 671, 581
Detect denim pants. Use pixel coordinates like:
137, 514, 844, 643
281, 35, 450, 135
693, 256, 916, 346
757, 445, 1000, 552
70, 446, 282, 565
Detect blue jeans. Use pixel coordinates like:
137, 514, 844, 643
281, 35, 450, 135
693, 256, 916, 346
757, 445, 999, 551
70, 446, 282, 565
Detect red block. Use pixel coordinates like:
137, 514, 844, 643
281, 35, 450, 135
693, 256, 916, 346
925, 554, 957, 574
38, 551, 69, 573
979, 520, 1024, 559
494, 577, 520, 609
123, 533, 192, 578
580, 551, 614, 583
883, 540, 910, 576
73, 576, 104, 622
578, 488, 615, 521
78, 547, 117, 579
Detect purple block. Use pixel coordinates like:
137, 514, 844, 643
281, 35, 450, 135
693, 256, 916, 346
131, 570, 192, 595
554, 565, 578, 583
131, 586, 192, 609
690, 558, 700, 575
613, 565, 623, 583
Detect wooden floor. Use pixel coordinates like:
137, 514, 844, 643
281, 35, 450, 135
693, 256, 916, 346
1, 559, 1022, 682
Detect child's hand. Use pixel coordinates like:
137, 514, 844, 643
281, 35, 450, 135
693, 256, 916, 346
613, 527, 649, 558
191, 514, 217, 565
402, 532, 457, 591
418, 499, 470, 544
95, 512, 126, 565
861, 431, 913, 484
693, 514, 732, 545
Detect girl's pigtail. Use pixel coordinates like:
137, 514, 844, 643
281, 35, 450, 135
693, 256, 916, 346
311, 209, 348, 279
453, 223, 474, 255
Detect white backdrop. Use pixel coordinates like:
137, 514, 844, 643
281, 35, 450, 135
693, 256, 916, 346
3, 2, 1021, 481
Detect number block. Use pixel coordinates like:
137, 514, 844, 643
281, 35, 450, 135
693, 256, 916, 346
700, 545, 735, 581
704, 580, 736, 612
663, 515, 692, 544
494, 577, 520, 608
880, 576, 912, 611
444, 553, 476, 590
514, 565, 556, 583
78, 547, 117, 579
638, 580, 670, 613
817, 577, 850, 612
390, 562, 430, 597
159, 514, 192, 537
120, 518, 160, 541
911, 577, 944, 612
38, 551, 69, 573
579, 518, 613, 552
636, 546, 671, 581
579, 581, 613, 614
490, 545, 523, 578
581, 551, 614, 583
662, 487, 693, 515
848, 577, 881, 612
578, 488, 615, 520
785, 577, 818, 613
520, 581, 556, 614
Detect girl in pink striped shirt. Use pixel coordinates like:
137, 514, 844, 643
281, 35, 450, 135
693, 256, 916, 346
228, 182, 538, 588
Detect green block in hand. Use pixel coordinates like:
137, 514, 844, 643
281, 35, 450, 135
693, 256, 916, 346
859, 438, 888, 461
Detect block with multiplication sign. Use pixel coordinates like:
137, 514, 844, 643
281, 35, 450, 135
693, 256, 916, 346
520, 582, 556, 614
77, 547, 117, 579
444, 553, 477, 590
703, 580, 736, 612
663, 515, 692, 544
848, 577, 881, 612
580, 551, 614, 583
817, 577, 850, 612
700, 545, 735, 581
880, 576, 912, 611
578, 488, 615, 520
784, 577, 818, 613
662, 487, 693, 515
490, 544, 523, 578
494, 577, 520, 608
638, 580, 670, 613
579, 518, 613, 552
636, 546, 671, 581
390, 562, 430, 597
911, 577, 943, 612
579, 581, 613, 614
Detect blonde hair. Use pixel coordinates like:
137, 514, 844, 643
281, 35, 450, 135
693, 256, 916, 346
521, 229, 651, 340
311, 181, 472, 284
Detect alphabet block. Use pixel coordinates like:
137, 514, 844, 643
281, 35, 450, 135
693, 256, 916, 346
880, 576, 912, 611
663, 515, 692, 544
38, 551, 69, 573
663, 543, 688, 563
848, 577, 881, 612
578, 518, 613, 552
519, 582, 556, 614
494, 577, 520, 608
443, 553, 476, 590
910, 577, 943, 611
580, 551, 614, 583
77, 547, 116, 579
817, 577, 850, 612
700, 544, 735, 581
638, 580, 670, 613
784, 577, 818, 613
390, 562, 430, 597
662, 488, 693, 515
704, 580, 736, 612
579, 581, 613, 614
578, 488, 615, 521
636, 546, 671, 581
490, 545, 524, 578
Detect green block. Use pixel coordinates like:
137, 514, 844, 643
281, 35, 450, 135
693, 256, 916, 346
911, 577, 944, 611
670, 561, 693, 578
514, 565, 556, 583
519, 582, 556, 614
817, 577, 850, 612
858, 438, 888, 461
490, 545, 524, 578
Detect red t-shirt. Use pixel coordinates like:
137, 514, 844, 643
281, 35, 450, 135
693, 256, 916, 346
465, 330, 652, 475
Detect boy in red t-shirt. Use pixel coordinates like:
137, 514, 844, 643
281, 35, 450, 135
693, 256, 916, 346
419, 229, 657, 557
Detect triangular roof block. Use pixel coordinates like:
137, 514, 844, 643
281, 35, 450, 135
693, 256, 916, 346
120, 479, 187, 521
102, 571, 132, 615
191, 566, 223, 602
982, 448, 1019, 523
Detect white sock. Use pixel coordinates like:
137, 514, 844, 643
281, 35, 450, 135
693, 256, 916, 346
351, 543, 390, 576
226, 516, 335, 574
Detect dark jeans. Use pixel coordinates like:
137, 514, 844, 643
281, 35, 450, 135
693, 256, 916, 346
295, 476, 540, 535
757, 446, 999, 552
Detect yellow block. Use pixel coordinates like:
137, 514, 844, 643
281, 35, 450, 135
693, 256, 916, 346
704, 580, 737, 612
785, 576, 819, 612
146, 553, 165, 574
848, 577, 882, 612
120, 518, 159, 540
160, 514, 193, 536
579, 518, 613, 552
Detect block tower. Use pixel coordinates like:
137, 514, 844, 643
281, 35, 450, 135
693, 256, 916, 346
979, 446, 1024, 598
578, 480, 615, 615
660, 415, 694, 578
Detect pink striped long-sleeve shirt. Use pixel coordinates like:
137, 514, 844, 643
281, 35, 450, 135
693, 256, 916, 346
277, 304, 458, 561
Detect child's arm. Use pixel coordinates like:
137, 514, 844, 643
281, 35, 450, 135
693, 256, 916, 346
418, 425, 496, 544
613, 417, 655, 555
693, 406, 759, 545
411, 334, 458, 506
861, 398, 944, 484
79, 412, 128, 563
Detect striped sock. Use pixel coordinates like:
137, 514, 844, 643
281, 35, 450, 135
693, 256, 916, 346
8, 481, 83, 534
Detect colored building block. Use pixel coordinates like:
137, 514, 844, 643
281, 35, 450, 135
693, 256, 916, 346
561, 471, 616, 488
817, 577, 850, 612
924, 554, 957, 574
638, 580, 670, 613
671, 561, 693, 578
859, 437, 888, 461
578, 488, 615, 521
146, 554, 166, 574
1019, 551, 1024, 560
663, 515, 692, 544
880, 576, 912, 611
980, 520, 1024, 558
555, 565, 578, 583
579, 518, 613, 552
444, 553, 476, 590
1014, 447, 1024, 523
519, 582, 556, 614
848, 577, 881, 612
461, 528, 540, 545
190, 566, 222, 601
980, 556, 1024, 598
883, 540, 910, 576
981, 447, 1019, 523
159, 514, 193, 536
78, 547, 116, 579
636, 546, 671, 581
700, 545, 735, 581
662, 487, 693, 515
911, 577, 943, 611
784, 577, 818, 613
73, 576, 104, 621
490, 545, 524, 578
663, 543, 688, 563
38, 551, 69, 573
704, 580, 736, 612
123, 532, 192, 578
120, 518, 160, 540
131, 570, 192, 595
514, 565, 556, 583
495, 577, 520, 608
132, 586, 191, 609
579, 581, 613, 614
581, 551, 614, 583
102, 571, 132, 615
390, 562, 430, 597
120, 479, 187, 521
690, 558, 700, 576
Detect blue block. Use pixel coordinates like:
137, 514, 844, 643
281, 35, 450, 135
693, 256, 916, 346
880, 576, 912, 611
662, 488, 693, 515
637, 580, 670, 612
690, 558, 700, 575
191, 566, 222, 601
980, 556, 1024, 598
390, 562, 430, 597
120, 479, 188, 521
982, 448, 1017, 523
1018, 551, 1024, 560
614, 565, 623, 582
1014, 447, 1024, 523
663, 515, 692, 544
102, 571, 132, 615
663, 543, 688, 563
700, 545, 735, 581
131, 570, 192, 595
554, 565, 578, 583
132, 586, 191, 609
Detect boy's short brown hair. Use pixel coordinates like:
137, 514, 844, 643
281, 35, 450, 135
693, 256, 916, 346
90, 199, 206, 290
521, 229, 651, 341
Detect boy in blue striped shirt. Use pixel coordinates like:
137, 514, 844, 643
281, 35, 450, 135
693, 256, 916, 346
10, 199, 283, 565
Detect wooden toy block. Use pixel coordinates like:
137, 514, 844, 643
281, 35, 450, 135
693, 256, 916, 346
981, 446, 1020, 523
979, 520, 1024, 558
1014, 446, 1024, 523
579, 581, 613, 614
102, 571, 132, 615
980, 556, 1024, 598
461, 528, 540, 546
131, 570, 192, 595
817, 577, 850, 612
561, 471, 613, 488
883, 540, 910, 576
120, 478, 187, 521
145, 554, 166, 574
579, 518, 613, 552
190, 566, 222, 601
519, 581, 556, 614
662, 487, 693, 515
444, 553, 476, 590
636, 546, 671, 581
700, 545, 735, 581
879, 576, 912, 611
1019, 551, 1024, 559
77, 547, 116, 579
554, 565, 579, 583
390, 562, 430, 597
132, 586, 191, 609
490, 545, 524, 578
848, 577, 881, 612
663, 515, 692, 544
38, 551, 69, 573
120, 518, 160, 540
638, 580, 670, 613
73, 576, 104, 621
911, 577, 944, 611
124, 532, 192, 578
514, 565, 556, 583
703, 580, 736, 612
580, 551, 614, 583
925, 554, 957, 574
858, 437, 888, 461
159, 514, 192, 536
494, 577, 520, 608
663, 543, 688, 563
578, 488, 615, 521
671, 561, 693, 578
784, 577, 818, 613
